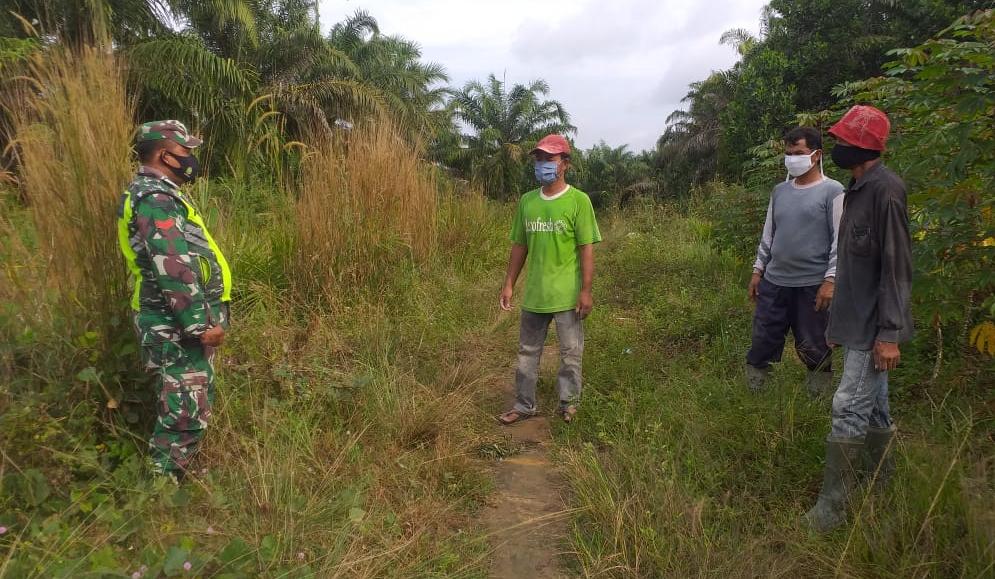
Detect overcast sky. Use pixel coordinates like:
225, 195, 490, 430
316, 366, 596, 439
318, 0, 768, 151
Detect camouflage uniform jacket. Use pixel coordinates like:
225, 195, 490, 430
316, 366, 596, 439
117, 167, 231, 344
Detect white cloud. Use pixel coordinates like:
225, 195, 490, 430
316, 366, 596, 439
318, 0, 767, 150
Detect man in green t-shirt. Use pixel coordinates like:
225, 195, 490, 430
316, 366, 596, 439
498, 134, 603, 424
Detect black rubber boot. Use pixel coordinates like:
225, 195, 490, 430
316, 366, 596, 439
862, 425, 897, 492
746, 364, 770, 393
804, 437, 864, 533
805, 370, 834, 398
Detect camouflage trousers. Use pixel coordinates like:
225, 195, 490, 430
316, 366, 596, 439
142, 340, 216, 476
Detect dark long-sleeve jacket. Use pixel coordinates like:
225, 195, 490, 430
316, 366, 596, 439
826, 163, 914, 350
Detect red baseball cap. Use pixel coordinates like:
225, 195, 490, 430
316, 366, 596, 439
531, 134, 572, 156
829, 105, 891, 151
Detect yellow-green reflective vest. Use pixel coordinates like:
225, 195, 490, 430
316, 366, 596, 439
117, 175, 232, 314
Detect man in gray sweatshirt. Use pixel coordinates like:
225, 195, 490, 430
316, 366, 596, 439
747, 127, 844, 396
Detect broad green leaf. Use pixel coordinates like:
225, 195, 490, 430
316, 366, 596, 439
163, 545, 190, 576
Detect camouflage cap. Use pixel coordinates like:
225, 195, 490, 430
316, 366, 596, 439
136, 120, 203, 148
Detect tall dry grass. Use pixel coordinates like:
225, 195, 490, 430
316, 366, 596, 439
5, 45, 133, 343
292, 121, 439, 302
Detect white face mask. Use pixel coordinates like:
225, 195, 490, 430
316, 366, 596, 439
784, 150, 819, 178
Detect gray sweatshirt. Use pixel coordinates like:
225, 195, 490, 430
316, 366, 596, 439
753, 177, 845, 287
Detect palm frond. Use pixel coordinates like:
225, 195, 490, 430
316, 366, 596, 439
126, 35, 255, 116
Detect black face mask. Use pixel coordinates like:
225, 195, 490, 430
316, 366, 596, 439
830, 143, 880, 170
163, 150, 201, 183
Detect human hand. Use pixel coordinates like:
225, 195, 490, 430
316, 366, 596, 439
748, 273, 762, 303
815, 280, 835, 311
575, 289, 594, 319
201, 325, 226, 347
499, 285, 514, 311
873, 340, 900, 371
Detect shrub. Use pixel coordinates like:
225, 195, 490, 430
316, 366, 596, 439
691, 180, 767, 265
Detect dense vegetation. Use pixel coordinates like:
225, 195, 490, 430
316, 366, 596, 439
658, 2, 995, 372
0, 1, 992, 577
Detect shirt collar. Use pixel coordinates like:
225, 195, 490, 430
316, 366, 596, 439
848, 161, 885, 192
540, 183, 570, 200
137, 165, 181, 190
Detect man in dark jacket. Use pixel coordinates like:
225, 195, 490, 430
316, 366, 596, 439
805, 105, 913, 532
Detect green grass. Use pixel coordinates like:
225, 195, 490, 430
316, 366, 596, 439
2, 184, 991, 577
0, 177, 514, 578
556, 206, 994, 577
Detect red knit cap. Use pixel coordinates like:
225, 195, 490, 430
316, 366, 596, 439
829, 105, 891, 151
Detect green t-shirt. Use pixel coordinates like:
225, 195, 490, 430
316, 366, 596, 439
510, 186, 602, 313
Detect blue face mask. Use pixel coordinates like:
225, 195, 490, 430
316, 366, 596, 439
534, 160, 559, 186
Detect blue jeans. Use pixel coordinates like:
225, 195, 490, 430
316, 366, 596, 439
512, 310, 584, 415
830, 347, 893, 439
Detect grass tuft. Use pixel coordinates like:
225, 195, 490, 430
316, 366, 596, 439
291, 121, 439, 304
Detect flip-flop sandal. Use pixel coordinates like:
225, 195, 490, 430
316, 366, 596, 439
497, 410, 531, 425
560, 406, 578, 423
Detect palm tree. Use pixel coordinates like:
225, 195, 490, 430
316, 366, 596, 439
328, 10, 450, 139
719, 27, 759, 56
656, 69, 737, 193
575, 142, 656, 207
1, 0, 168, 44
447, 74, 574, 199
125, 1, 385, 172
4, 2, 433, 177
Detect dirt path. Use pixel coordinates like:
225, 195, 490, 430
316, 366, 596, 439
484, 346, 570, 578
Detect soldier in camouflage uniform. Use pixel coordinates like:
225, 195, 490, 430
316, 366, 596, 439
117, 120, 232, 479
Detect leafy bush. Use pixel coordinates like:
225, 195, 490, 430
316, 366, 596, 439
690, 180, 768, 265
828, 10, 995, 359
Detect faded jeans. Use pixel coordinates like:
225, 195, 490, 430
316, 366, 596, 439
830, 347, 893, 439
513, 310, 584, 415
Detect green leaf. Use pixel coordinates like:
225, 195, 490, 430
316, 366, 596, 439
209, 488, 229, 509
87, 545, 121, 572
163, 545, 190, 576
76, 367, 101, 383
170, 487, 192, 508
349, 507, 366, 523
218, 538, 253, 570
259, 534, 278, 562
115, 341, 138, 356
23, 469, 50, 507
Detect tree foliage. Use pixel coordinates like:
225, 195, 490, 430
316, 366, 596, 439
656, 71, 736, 196
831, 10, 995, 345
328, 10, 451, 139
659, 0, 992, 183
447, 74, 575, 199
0, 1, 453, 181
572, 142, 657, 208
693, 7, 995, 360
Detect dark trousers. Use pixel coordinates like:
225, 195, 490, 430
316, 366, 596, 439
747, 278, 831, 371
